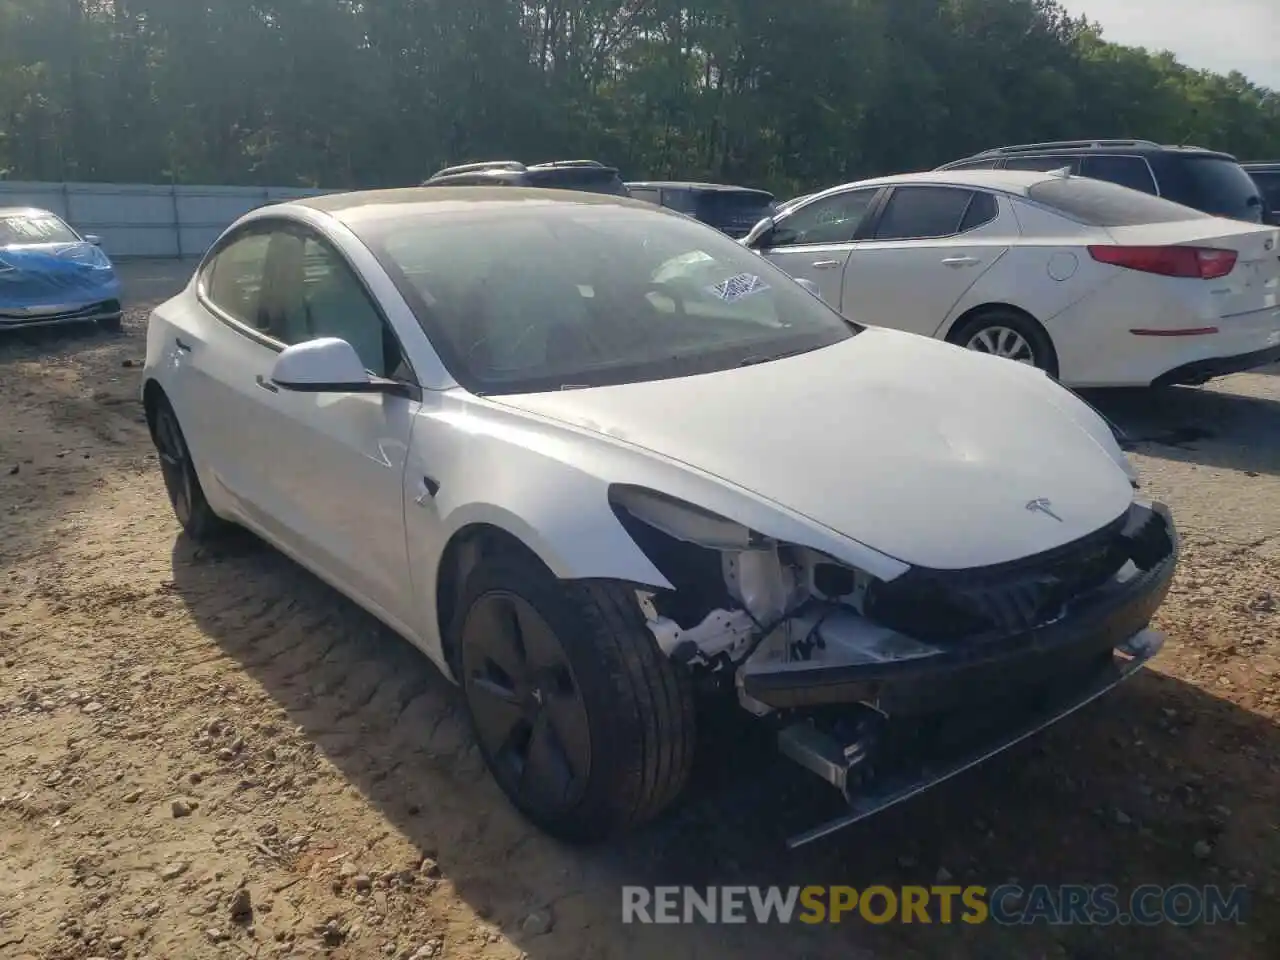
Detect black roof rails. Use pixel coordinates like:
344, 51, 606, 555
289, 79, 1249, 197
429, 160, 527, 179
972, 139, 1163, 158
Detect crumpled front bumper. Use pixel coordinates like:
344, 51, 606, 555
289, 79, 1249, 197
748, 501, 1178, 848
741, 502, 1177, 713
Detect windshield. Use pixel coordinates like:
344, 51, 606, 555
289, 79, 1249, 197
1181, 157, 1266, 222
0, 213, 81, 246
356, 201, 857, 394
1027, 177, 1212, 226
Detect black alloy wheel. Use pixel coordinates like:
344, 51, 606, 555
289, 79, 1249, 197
460, 591, 593, 817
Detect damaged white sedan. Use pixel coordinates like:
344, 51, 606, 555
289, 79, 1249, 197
141, 186, 1179, 847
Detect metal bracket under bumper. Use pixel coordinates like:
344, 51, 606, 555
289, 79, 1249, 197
781, 627, 1165, 849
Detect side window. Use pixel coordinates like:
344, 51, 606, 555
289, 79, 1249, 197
1249, 171, 1280, 210
1003, 155, 1081, 173
626, 187, 661, 205
203, 232, 272, 330
769, 188, 879, 246
268, 230, 409, 380
873, 187, 976, 241
959, 191, 1000, 231
1081, 155, 1158, 195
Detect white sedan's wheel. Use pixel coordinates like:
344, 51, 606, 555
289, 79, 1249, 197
948, 308, 1058, 377
965, 325, 1036, 365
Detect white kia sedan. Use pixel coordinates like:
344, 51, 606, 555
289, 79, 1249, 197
142, 188, 1178, 847
744, 169, 1280, 388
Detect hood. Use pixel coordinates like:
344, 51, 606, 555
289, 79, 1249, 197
490, 328, 1135, 570
0, 242, 117, 305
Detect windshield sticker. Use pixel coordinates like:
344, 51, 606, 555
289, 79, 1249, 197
710, 272, 769, 302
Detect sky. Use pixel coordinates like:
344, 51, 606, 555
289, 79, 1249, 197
1061, 0, 1279, 90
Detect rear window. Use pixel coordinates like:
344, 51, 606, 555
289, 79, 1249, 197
696, 191, 776, 226
1180, 157, 1266, 222
1027, 177, 1211, 226
526, 168, 627, 195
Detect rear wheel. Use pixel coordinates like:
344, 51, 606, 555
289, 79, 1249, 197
948, 308, 1058, 377
149, 395, 229, 541
454, 553, 696, 842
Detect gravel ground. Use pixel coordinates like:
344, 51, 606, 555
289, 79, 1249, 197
1, 278, 1278, 959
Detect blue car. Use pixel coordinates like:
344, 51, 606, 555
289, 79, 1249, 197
0, 207, 123, 331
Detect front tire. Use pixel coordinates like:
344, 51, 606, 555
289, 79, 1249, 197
948, 308, 1058, 376
454, 553, 696, 843
149, 395, 229, 542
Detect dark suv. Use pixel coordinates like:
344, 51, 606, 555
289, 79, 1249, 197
938, 140, 1269, 223
623, 181, 777, 238
1243, 162, 1280, 224
421, 160, 629, 196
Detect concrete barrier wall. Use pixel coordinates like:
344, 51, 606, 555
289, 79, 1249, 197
0, 181, 333, 259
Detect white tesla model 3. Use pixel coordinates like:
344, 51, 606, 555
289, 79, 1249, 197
141, 187, 1179, 847
744, 169, 1280, 388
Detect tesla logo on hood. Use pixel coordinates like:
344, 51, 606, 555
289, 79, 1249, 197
1026, 498, 1063, 522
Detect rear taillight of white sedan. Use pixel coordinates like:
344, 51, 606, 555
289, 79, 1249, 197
1087, 245, 1238, 280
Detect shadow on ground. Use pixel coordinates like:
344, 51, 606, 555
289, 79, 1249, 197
1082, 385, 1280, 478
171, 532, 1279, 960
0, 319, 128, 365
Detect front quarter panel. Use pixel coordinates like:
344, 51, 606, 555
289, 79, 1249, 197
403, 391, 913, 670
403, 393, 673, 671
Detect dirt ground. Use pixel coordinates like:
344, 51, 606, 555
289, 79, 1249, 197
1, 261, 1278, 959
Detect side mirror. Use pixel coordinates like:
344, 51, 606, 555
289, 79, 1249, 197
270, 337, 410, 397
83, 234, 102, 246
742, 216, 776, 250
795, 278, 824, 301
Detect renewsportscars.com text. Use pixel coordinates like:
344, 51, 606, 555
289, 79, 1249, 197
621, 884, 1249, 926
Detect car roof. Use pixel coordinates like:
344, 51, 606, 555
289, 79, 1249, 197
291, 186, 669, 223
943, 141, 1238, 166
625, 181, 774, 196
804, 169, 1061, 199
1243, 161, 1280, 170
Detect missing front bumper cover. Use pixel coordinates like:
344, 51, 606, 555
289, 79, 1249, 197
738, 508, 1177, 713
779, 628, 1165, 849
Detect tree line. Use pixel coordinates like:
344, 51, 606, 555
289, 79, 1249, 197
1, 0, 1278, 199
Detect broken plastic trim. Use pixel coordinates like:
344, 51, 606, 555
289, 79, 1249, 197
609, 485, 766, 551
612, 485, 903, 684
781, 628, 1165, 849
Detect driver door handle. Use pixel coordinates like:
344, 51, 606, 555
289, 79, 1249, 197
255, 374, 279, 394
811, 260, 841, 269
941, 256, 981, 268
